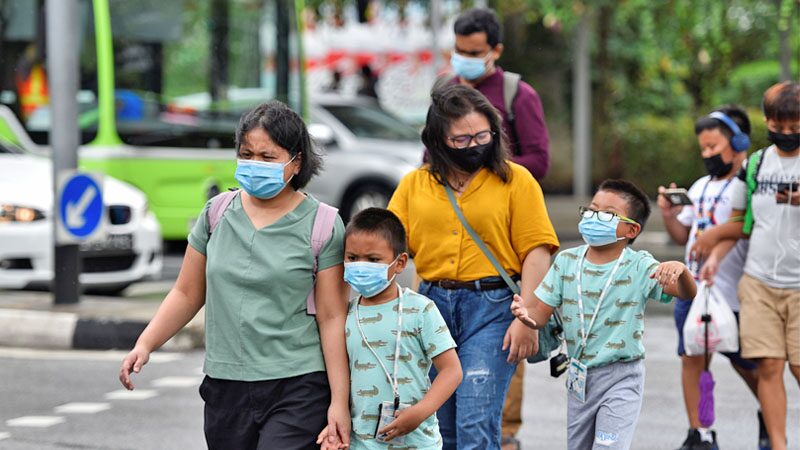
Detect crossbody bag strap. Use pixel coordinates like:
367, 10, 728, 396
443, 183, 520, 295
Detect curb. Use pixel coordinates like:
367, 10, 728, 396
0, 309, 203, 351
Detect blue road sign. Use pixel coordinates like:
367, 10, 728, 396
58, 173, 103, 239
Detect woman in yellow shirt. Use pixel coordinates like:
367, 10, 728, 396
388, 85, 559, 450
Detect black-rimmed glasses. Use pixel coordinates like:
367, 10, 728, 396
578, 206, 638, 224
447, 131, 495, 150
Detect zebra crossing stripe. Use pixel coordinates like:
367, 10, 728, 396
104, 389, 158, 400
6, 416, 65, 427
0, 432, 10, 440
54, 403, 112, 414
151, 376, 203, 388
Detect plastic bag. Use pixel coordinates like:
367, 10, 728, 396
682, 282, 739, 355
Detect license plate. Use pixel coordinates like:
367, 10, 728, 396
79, 234, 133, 252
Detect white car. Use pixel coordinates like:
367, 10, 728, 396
306, 94, 424, 219
0, 145, 162, 294
168, 91, 425, 221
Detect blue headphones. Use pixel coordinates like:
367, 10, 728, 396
709, 111, 750, 152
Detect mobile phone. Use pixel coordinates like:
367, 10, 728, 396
663, 188, 693, 206
776, 182, 799, 203
776, 182, 799, 193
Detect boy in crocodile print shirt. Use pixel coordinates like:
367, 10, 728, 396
512, 179, 696, 450
319, 208, 462, 450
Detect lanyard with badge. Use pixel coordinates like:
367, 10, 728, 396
354, 284, 409, 443
567, 247, 627, 403
695, 177, 734, 235
689, 177, 734, 275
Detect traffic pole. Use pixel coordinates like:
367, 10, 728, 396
47, 0, 81, 304
572, 11, 592, 200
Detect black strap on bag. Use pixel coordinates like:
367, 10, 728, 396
443, 183, 563, 364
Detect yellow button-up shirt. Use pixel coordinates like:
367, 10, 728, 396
388, 163, 559, 281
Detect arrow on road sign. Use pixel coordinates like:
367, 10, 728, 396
66, 185, 97, 229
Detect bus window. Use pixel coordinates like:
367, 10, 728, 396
0, 0, 98, 145
109, 0, 303, 149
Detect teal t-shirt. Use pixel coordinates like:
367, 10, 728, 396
188, 193, 345, 381
534, 245, 672, 369
346, 288, 456, 450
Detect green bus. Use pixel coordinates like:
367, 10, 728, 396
0, 0, 305, 239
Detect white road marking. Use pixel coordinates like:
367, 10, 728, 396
0, 432, 10, 440
104, 389, 158, 400
6, 416, 65, 427
194, 367, 204, 375
151, 376, 203, 388
0, 347, 183, 362
66, 185, 97, 229
54, 402, 111, 414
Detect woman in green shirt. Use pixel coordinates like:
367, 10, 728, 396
118, 101, 351, 450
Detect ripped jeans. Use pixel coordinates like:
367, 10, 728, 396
419, 280, 518, 450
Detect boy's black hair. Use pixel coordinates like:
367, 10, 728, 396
345, 208, 407, 257
694, 105, 751, 139
453, 8, 502, 47
762, 81, 800, 123
597, 179, 651, 244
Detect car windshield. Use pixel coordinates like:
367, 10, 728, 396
321, 104, 419, 141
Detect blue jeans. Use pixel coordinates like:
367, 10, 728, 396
418, 279, 518, 450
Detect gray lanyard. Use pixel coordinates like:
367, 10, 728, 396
575, 247, 626, 358
354, 284, 403, 403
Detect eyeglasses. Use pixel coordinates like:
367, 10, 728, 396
578, 206, 638, 225
447, 130, 495, 150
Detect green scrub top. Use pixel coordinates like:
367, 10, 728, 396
189, 193, 345, 381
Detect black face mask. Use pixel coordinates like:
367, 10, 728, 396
703, 154, 734, 178
449, 142, 492, 173
768, 130, 800, 153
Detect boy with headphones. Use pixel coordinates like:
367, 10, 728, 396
658, 106, 766, 450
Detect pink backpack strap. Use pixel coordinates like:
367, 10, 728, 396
306, 202, 339, 315
206, 190, 239, 238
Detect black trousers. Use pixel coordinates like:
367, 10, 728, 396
200, 371, 330, 450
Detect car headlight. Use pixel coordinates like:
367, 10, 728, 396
0, 204, 45, 223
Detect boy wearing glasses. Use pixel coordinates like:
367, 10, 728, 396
511, 179, 697, 450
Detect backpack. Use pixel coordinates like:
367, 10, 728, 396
742, 148, 766, 235
433, 71, 522, 154
205, 189, 339, 315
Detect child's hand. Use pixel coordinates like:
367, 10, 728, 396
377, 405, 427, 442
690, 231, 717, 261
118, 345, 150, 390
510, 295, 537, 329
657, 183, 684, 217
650, 261, 685, 288
316, 425, 347, 450
698, 255, 719, 286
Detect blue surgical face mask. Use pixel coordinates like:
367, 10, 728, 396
344, 256, 400, 298
578, 216, 625, 247
234, 156, 296, 199
450, 53, 488, 81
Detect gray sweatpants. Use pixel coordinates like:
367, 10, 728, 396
567, 359, 645, 450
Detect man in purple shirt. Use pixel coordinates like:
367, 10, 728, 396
445, 9, 549, 449
448, 7, 550, 180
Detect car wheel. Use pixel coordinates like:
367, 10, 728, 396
341, 183, 393, 222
